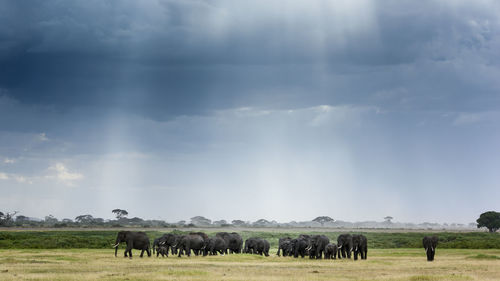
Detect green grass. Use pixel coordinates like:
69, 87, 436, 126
467, 254, 500, 260
0, 230, 499, 249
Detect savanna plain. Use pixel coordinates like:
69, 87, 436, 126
1, 230, 499, 280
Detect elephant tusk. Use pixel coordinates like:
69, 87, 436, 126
431, 247, 434, 252
338, 245, 342, 248
160, 242, 165, 245
113, 243, 120, 248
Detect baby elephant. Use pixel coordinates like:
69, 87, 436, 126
157, 246, 169, 257
324, 243, 338, 259
423, 236, 438, 261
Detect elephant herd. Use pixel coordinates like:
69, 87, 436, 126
276, 233, 367, 260
113, 231, 438, 261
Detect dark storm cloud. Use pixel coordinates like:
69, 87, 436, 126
1, 0, 499, 120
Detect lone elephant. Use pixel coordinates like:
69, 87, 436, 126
423, 236, 438, 261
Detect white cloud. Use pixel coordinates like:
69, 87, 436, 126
47, 163, 83, 186
37, 133, 49, 142
0, 172, 33, 184
13, 175, 32, 184
452, 111, 500, 126
4, 158, 16, 164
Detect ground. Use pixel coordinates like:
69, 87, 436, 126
0, 248, 499, 280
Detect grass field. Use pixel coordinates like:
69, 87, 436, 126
0, 248, 499, 280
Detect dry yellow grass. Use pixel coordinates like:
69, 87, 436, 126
0, 248, 499, 280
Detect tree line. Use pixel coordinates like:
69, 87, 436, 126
1, 210, 499, 232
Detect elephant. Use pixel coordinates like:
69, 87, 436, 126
352, 234, 368, 260
276, 237, 292, 256
216, 232, 243, 254
288, 237, 309, 258
204, 236, 227, 256
337, 234, 353, 259
244, 238, 270, 256
423, 236, 438, 261
306, 235, 330, 259
299, 234, 311, 240
156, 245, 169, 257
174, 234, 205, 257
324, 243, 338, 259
152, 237, 161, 256
190, 232, 209, 243
113, 231, 151, 258
158, 233, 180, 257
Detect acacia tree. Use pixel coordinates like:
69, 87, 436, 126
75, 214, 94, 224
190, 216, 211, 226
312, 216, 334, 226
384, 216, 394, 223
112, 209, 129, 220
0, 211, 18, 226
477, 211, 500, 233
232, 220, 245, 226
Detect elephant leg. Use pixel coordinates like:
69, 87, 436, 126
140, 249, 145, 258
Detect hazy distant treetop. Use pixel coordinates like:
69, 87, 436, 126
213, 219, 228, 225
75, 214, 94, 224
476, 211, 500, 233
253, 219, 272, 226
16, 215, 29, 222
44, 215, 58, 224
112, 209, 128, 219
190, 216, 211, 225
384, 216, 394, 223
231, 220, 245, 225
312, 216, 334, 226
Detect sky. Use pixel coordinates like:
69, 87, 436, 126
1, 0, 499, 224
